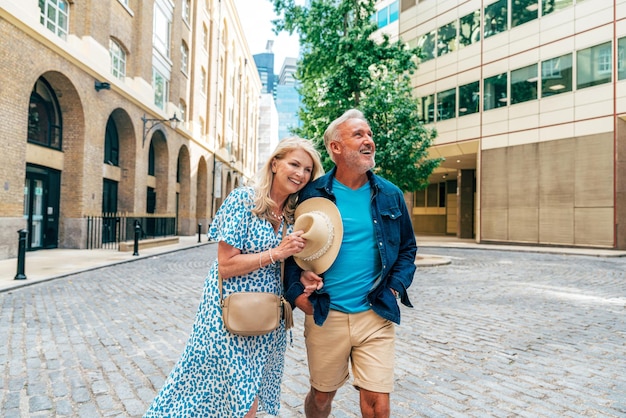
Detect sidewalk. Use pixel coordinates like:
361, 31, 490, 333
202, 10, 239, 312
0, 235, 212, 293
1, 235, 625, 293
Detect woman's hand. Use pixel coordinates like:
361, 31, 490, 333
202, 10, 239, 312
273, 230, 306, 261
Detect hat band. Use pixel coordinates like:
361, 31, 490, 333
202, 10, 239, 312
300, 210, 335, 262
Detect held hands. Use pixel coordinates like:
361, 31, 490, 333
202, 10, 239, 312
300, 270, 323, 295
295, 270, 323, 315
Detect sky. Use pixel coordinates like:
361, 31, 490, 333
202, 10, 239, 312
233, 0, 301, 71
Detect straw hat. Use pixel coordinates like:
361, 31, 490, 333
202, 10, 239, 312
293, 198, 343, 274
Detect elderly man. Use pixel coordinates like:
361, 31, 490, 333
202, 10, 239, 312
285, 109, 417, 418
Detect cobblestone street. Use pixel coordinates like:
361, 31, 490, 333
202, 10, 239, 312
1, 243, 625, 417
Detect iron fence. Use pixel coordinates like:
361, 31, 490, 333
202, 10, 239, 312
85, 213, 177, 249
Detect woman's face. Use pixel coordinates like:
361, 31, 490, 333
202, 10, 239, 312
272, 148, 315, 195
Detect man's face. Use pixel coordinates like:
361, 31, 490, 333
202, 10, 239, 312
333, 118, 376, 173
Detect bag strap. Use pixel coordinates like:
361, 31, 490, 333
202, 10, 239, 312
280, 223, 294, 329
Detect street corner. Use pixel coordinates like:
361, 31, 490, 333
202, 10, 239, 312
414, 253, 451, 267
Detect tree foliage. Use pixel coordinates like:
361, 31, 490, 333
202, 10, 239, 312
271, 0, 442, 191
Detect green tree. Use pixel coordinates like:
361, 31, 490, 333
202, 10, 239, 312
271, 0, 441, 191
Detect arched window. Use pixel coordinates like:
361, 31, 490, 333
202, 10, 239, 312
110, 39, 127, 79
28, 78, 62, 150
104, 116, 119, 166
181, 41, 189, 74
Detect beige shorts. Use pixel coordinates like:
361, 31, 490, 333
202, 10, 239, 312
303, 309, 395, 393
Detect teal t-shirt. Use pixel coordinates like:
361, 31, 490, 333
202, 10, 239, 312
324, 179, 382, 313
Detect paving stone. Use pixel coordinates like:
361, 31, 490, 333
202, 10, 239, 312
1, 245, 624, 416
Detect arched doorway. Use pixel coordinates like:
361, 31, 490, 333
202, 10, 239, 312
24, 77, 63, 250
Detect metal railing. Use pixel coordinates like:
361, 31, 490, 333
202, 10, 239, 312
86, 213, 177, 250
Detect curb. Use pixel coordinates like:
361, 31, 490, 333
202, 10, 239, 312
415, 254, 451, 267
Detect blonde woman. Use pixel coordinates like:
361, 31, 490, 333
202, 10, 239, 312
145, 137, 324, 417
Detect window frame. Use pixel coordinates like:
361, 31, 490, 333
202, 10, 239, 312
39, 0, 69, 40
110, 38, 127, 80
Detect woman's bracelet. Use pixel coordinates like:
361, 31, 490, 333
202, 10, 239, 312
269, 248, 275, 264
259, 251, 263, 269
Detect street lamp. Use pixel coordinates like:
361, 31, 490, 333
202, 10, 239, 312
141, 113, 180, 147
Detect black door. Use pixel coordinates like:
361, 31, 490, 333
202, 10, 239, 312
24, 165, 60, 250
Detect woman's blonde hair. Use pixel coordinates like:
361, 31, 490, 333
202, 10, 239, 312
251, 136, 324, 225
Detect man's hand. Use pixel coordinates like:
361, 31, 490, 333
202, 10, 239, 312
295, 293, 314, 315
296, 270, 323, 315
300, 270, 323, 295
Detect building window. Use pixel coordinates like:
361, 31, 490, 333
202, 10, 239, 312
377, 8, 388, 28
183, 0, 191, 24
199, 116, 205, 136
414, 183, 441, 207
39, 0, 69, 40
203, 24, 208, 51
437, 21, 457, 56
388, 1, 399, 23
28, 78, 62, 150
104, 117, 119, 166
458, 81, 480, 116
153, 2, 171, 58
436, 88, 456, 121
418, 30, 436, 62
542, 0, 573, 17
418, 94, 435, 123
484, 73, 508, 110
510, 64, 538, 104
459, 10, 480, 49
152, 68, 169, 109
484, 0, 507, 39
541, 54, 572, 97
577, 42, 612, 89
201, 67, 207, 91
181, 41, 189, 74
148, 143, 155, 176
110, 39, 126, 80
512, 0, 539, 28
179, 100, 187, 125
618, 37, 626, 81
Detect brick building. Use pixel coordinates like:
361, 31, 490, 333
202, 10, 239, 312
0, 0, 261, 259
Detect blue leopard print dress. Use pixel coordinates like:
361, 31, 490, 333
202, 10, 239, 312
144, 187, 288, 417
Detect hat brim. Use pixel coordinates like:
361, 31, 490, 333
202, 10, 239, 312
294, 198, 343, 274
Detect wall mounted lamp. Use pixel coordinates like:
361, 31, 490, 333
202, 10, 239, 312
142, 113, 181, 147
95, 80, 111, 91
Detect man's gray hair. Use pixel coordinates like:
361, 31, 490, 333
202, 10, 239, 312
323, 109, 368, 160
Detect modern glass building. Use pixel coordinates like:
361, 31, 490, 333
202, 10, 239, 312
275, 57, 302, 141
401, 0, 626, 249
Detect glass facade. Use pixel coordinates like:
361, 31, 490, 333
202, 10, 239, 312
484, 73, 508, 110
510, 64, 538, 104
541, 54, 572, 97
577, 42, 612, 89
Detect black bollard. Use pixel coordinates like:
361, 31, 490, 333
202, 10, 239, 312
197, 223, 202, 243
15, 229, 28, 280
133, 220, 141, 256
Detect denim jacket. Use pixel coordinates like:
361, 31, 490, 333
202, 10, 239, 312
284, 168, 417, 326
